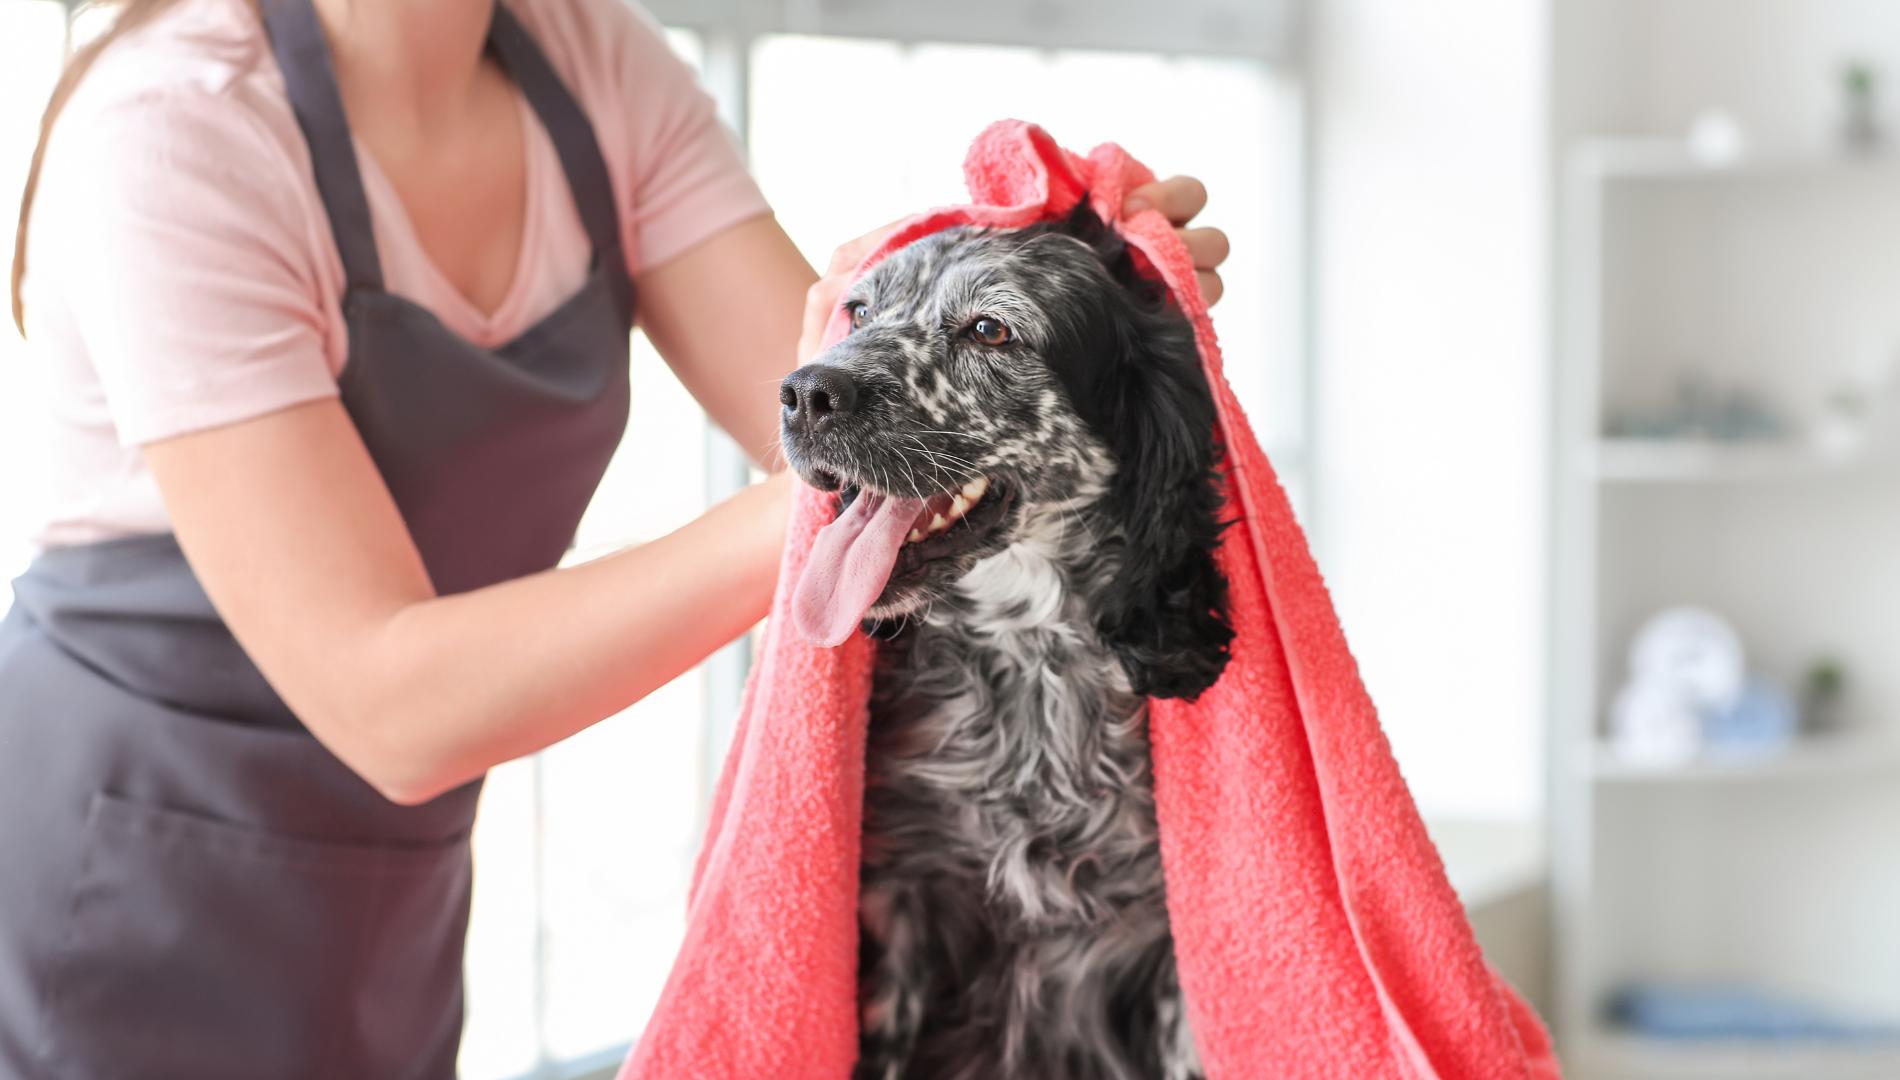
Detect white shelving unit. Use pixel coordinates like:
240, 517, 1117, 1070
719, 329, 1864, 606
1586, 733, 1900, 785
1553, 139, 1900, 1079
1583, 438, 1900, 485
1593, 1032, 1900, 1080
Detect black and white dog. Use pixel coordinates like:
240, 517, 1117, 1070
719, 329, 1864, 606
779, 204, 1234, 1080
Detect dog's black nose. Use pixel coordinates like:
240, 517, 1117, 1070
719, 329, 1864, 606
780, 364, 859, 434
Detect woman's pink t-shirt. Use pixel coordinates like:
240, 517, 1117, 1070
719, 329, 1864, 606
22, 0, 769, 547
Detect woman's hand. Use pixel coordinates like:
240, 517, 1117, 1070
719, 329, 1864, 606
1124, 175, 1230, 306
798, 221, 903, 364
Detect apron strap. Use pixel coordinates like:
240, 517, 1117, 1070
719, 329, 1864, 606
488, 3, 629, 278
256, 0, 385, 293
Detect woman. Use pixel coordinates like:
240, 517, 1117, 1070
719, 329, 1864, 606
0, 0, 1229, 1073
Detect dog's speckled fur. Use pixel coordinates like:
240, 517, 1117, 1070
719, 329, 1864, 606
780, 207, 1233, 1079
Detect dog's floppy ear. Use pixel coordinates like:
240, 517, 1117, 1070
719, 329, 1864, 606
1092, 283, 1234, 701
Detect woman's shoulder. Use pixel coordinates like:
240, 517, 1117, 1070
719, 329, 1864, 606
54, 0, 311, 197
24, 4, 340, 456
70, 0, 281, 118
53, 0, 317, 182
29, 0, 332, 357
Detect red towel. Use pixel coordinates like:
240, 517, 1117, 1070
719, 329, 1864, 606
618, 120, 1561, 1080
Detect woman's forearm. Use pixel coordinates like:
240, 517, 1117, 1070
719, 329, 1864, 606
358, 474, 788, 803
147, 396, 795, 805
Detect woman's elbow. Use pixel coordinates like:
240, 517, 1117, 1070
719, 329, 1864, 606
352, 729, 467, 806
370, 773, 454, 807
306, 696, 464, 807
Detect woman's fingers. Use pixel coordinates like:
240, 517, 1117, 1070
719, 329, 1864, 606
796, 277, 841, 365
1125, 179, 1226, 305
1196, 270, 1225, 307
1123, 175, 1208, 227
799, 220, 907, 363
1182, 227, 1229, 307
1181, 226, 1230, 272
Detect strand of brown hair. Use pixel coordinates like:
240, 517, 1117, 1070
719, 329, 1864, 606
11, 0, 186, 336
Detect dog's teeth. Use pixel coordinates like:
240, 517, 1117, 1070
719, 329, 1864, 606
949, 494, 971, 519
907, 528, 925, 543
927, 512, 949, 534
962, 477, 989, 501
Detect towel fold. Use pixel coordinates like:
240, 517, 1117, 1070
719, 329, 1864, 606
618, 120, 1561, 1080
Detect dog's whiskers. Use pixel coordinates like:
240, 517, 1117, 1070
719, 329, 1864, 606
895, 434, 993, 499
899, 430, 981, 461
914, 428, 997, 447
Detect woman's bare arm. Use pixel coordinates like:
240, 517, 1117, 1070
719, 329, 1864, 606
146, 397, 792, 805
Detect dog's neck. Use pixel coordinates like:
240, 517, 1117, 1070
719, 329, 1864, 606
927, 492, 1107, 641
945, 509, 1102, 641
867, 500, 1160, 928
872, 501, 1148, 807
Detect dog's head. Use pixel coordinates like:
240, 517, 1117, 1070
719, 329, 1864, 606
779, 205, 1232, 699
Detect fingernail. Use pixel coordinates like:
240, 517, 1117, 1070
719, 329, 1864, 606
1123, 197, 1150, 214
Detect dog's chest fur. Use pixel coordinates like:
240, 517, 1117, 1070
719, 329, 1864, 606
858, 517, 1198, 1079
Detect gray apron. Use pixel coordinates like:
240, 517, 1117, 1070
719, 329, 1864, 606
0, 0, 633, 1074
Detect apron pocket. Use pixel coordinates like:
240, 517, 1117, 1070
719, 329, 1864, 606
40, 792, 471, 1080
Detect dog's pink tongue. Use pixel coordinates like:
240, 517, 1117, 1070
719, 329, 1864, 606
793, 492, 926, 646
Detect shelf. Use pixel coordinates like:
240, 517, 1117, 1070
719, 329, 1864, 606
1559, 126, 1900, 1071
1589, 735, 1900, 785
1582, 438, 1897, 483
1593, 1030, 1900, 1079
1573, 139, 1900, 183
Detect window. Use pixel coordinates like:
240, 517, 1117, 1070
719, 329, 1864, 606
0, 6, 1304, 1079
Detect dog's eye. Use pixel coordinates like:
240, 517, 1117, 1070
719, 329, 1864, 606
968, 316, 1011, 347
846, 301, 871, 331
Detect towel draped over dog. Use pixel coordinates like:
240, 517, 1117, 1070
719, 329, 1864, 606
617, 120, 1561, 1080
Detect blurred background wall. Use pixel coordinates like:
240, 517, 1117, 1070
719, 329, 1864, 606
4, 1, 1898, 1077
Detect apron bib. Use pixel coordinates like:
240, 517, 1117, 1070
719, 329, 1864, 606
0, 1, 634, 1075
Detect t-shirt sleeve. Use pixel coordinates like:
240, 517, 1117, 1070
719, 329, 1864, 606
592, 1, 771, 272
33, 88, 338, 448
